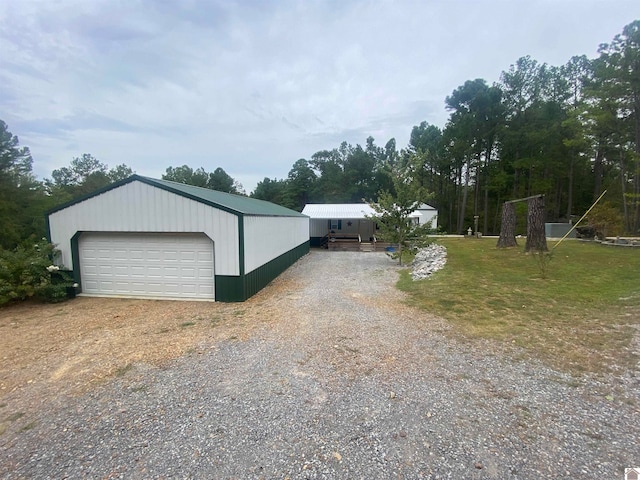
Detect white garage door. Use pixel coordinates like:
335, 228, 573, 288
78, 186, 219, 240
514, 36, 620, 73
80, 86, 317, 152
79, 233, 215, 300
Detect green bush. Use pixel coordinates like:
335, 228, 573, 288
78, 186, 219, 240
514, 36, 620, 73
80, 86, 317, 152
587, 201, 626, 237
33, 283, 70, 303
0, 237, 75, 305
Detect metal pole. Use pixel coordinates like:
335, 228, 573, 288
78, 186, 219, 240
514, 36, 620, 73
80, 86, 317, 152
552, 190, 608, 250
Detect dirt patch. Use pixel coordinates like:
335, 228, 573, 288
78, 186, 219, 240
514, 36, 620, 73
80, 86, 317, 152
0, 275, 297, 411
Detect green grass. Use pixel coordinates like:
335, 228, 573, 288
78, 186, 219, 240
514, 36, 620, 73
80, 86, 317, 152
20, 421, 37, 432
398, 238, 640, 374
114, 363, 133, 377
5, 412, 24, 422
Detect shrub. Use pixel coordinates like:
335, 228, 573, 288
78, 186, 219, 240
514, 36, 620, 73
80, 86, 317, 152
587, 201, 625, 238
0, 237, 75, 305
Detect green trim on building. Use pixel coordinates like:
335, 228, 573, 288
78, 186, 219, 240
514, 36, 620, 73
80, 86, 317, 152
70, 232, 82, 286
44, 215, 52, 243
310, 236, 324, 247
47, 176, 310, 302
46, 175, 306, 218
215, 241, 310, 302
214, 275, 245, 302
67, 230, 308, 301
238, 216, 245, 276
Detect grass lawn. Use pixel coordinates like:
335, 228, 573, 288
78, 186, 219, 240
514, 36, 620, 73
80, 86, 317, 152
398, 238, 640, 375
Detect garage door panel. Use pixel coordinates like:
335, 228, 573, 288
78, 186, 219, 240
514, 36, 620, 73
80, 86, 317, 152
147, 266, 163, 277
98, 265, 113, 275
130, 282, 147, 293
98, 280, 115, 292
164, 266, 179, 278
199, 285, 214, 295
79, 233, 215, 300
165, 284, 182, 295
180, 267, 196, 277
112, 249, 128, 261
198, 251, 213, 261
83, 265, 98, 275
180, 251, 196, 262
163, 250, 180, 261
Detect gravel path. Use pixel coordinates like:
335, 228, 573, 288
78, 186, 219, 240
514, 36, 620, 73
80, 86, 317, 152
1, 250, 639, 479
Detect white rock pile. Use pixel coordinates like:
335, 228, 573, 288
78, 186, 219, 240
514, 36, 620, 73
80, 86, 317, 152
411, 243, 447, 280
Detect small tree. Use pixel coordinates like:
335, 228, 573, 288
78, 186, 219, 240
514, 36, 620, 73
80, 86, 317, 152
367, 163, 432, 265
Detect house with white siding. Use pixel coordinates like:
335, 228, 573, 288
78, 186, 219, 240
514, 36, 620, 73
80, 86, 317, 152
47, 175, 309, 302
302, 203, 437, 248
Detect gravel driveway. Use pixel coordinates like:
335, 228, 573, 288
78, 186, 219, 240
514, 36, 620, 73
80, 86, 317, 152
1, 250, 638, 479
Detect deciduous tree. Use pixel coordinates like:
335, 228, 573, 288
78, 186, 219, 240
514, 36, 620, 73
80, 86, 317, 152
367, 165, 432, 265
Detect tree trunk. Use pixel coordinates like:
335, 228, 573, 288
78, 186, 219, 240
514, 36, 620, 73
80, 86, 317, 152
496, 202, 518, 248
525, 195, 548, 252
457, 160, 470, 234
483, 143, 492, 235
634, 101, 640, 233
566, 152, 574, 221
593, 143, 604, 201
483, 183, 489, 235
620, 149, 630, 232
474, 152, 482, 219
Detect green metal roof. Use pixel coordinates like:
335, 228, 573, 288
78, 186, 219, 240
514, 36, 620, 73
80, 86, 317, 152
47, 175, 307, 218
140, 176, 305, 217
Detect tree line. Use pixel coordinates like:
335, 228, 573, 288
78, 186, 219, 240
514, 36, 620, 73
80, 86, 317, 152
0, 124, 245, 250
253, 20, 640, 236
0, 20, 638, 252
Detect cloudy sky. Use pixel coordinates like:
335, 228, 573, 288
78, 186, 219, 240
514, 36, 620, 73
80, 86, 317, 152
1, 1, 638, 193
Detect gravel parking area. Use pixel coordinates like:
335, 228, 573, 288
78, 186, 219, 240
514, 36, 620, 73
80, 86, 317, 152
1, 250, 639, 479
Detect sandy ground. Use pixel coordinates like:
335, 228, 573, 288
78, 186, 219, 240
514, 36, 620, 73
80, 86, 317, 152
0, 272, 300, 422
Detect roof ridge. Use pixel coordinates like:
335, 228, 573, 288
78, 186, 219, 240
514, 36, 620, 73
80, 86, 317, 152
47, 175, 306, 218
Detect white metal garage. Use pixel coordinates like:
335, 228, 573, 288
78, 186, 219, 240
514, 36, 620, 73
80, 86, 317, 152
78, 233, 215, 300
47, 175, 310, 302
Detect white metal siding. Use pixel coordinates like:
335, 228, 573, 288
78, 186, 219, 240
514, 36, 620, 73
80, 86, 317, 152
243, 215, 309, 273
48, 181, 240, 275
310, 219, 328, 237
416, 209, 438, 227
309, 218, 371, 237
79, 233, 214, 300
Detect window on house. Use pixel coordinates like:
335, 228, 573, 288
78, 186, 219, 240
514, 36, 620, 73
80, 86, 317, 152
328, 219, 342, 230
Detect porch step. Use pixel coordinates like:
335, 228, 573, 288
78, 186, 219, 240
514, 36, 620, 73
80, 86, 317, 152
360, 242, 375, 252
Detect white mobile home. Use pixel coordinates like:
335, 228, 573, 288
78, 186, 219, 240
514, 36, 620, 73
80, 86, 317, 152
302, 203, 437, 247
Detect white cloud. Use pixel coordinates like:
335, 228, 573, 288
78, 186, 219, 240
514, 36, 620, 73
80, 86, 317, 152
1, 0, 639, 193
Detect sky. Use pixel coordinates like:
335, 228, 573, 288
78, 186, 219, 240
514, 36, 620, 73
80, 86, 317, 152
1, 1, 639, 194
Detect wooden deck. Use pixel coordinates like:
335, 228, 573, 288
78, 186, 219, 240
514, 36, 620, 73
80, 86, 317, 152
322, 233, 389, 252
